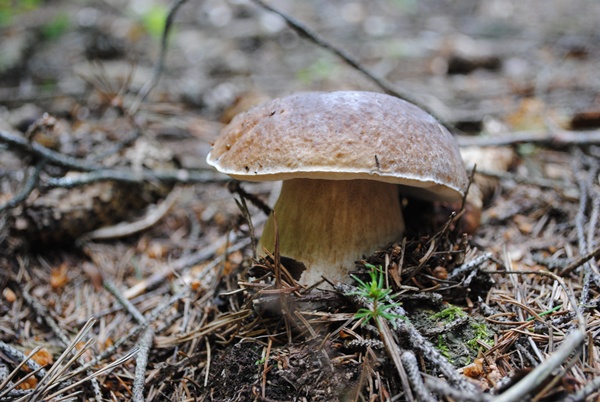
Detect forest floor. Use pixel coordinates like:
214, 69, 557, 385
1, 0, 600, 401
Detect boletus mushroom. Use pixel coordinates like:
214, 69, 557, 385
207, 91, 468, 286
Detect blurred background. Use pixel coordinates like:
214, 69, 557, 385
1, 0, 599, 132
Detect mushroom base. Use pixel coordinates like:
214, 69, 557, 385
259, 178, 404, 286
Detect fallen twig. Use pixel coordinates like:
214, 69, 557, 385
0, 159, 46, 213
424, 375, 487, 402
0, 130, 102, 171
0, 345, 45, 400
482, 269, 586, 402
130, 0, 189, 114
123, 235, 250, 300
401, 351, 436, 402
82, 187, 181, 240
46, 168, 224, 188
103, 279, 147, 325
559, 244, 600, 276
249, 0, 441, 121
456, 129, 600, 147
132, 327, 154, 402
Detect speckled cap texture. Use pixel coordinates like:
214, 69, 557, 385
207, 91, 468, 201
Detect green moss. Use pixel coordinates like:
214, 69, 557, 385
41, 13, 70, 40
466, 322, 493, 350
436, 335, 452, 360
0, 0, 41, 27
430, 304, 466, 322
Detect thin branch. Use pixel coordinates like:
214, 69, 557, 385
559, 244, 600, 276
82, 188, 180, 240
456, 129, 600, 148
46, 168, 224, 188
131, 327, 154, 402
0, 130, 102, 171
400, 351, 436, 402
103, 279, 147, 325
481, 269, 586, 402
249, 0, 441, 121
130, 0, 189, 114
0, 159, 46, 212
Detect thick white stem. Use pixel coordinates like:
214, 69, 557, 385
259, 179, 404, 285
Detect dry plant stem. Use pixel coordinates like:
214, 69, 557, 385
493, 330, 585, 402
0, 345, 44, 399
449, 252, 494, 280
561, 374, 600, 402
103, 279, 146, 324
47, 168, 223, 188
72, 293, 183, 377
424, 376, 488, 402
234, 195, 257, 259
0, 130, 102, 171
0, 130, 222, 197
376, 318, 414, 402
559, 244, 600, 276
44, 349, 139, 401
482, 270, 586, 402
0, 344, 46, 384
473, 168, 570, 192
203, 338, 211, 388
103, 279, 157, 402
397, 318, 478, 393
249, 0, 440, 121
19, 286, 102, 400
571, 149, 600, 305
130, 0, 189, 114
228, 180, 272, 216
400, 351, 436, 402
132, 327, 154, 402
123, 236, 250, 299
0, 158, 45, 213
25, 320, 99, 402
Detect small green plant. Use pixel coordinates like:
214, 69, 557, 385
431, 304, 467, 322
141, 4, 168, 39
297, 56, 336, 85
351, 264, 405, 328
436, 335, 452, 360
466, 322, 493, 350
41, 13, 70, 40
0, 0, 41, 27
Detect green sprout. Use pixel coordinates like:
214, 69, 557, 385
526, 305, 562, 321
351, 264, 405, 328
141, 5, 168, 39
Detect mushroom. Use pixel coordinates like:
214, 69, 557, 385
207, 91, 468, 286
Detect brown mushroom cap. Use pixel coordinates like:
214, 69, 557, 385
207, 91, 468, 201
